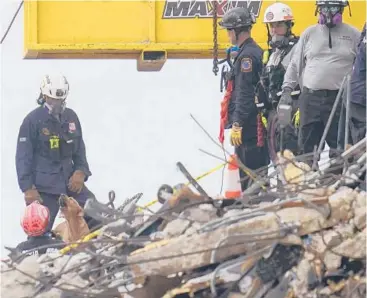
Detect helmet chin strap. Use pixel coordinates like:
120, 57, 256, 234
233, 26, 251, 44
37, 92, 45, 105
269, 35, 290, 49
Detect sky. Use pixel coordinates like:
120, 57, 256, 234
0, 0, 234, 258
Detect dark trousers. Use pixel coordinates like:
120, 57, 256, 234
299, 88, 341, 163
235, 121, 269, 191
37, 186, 100, 233
349, 102, 366, 145
349, 102, 366, 190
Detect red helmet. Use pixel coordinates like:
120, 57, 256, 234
20, 201, 50, 236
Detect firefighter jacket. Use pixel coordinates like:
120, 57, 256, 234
16, 106, 92, 195
227, 37, 263, 129
350, 23, 366, 107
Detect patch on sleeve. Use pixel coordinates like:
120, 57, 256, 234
69, 122, 76, 133
19, 137, 27, 142
42, 128, 50, 136
241, 57, 252, 73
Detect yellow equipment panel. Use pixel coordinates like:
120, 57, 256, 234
24, 0, 366, 71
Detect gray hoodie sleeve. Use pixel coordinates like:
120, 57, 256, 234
281, 41, 298, 70
282, 29, 309, 91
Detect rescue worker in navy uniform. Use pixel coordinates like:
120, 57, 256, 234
259, 2, 301, 160
219, 7, 269, 190
349, 23, 366, 145
280, 0, 360, 166
349, 23, 366, 190
15, 74, 97, 233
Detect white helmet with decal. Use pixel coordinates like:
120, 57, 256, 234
263, 2, 294, 23
40, 74, 69, 100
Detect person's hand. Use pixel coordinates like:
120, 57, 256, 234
277, 88, 293, 112
230, 123, 243, 147
68, 170, 85, 193
24, 186, 41, 204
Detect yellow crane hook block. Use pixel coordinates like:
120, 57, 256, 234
138, 49, 167, 71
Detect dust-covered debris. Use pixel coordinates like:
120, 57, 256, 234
1, 144, 366, 298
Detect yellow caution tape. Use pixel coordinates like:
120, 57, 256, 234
136, 162, 226, 212
59, 229, 101, 255
59, 162, 226, 255
188, 162, 226, 185
137, 199, 158, 211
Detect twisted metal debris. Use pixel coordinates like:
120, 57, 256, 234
1, 137, 366, 298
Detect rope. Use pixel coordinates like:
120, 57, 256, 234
0, 1, 24, 45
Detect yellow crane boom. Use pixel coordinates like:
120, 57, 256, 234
24, 1, 366, 70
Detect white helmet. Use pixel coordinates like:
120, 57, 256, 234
40, 74, 69, 100
263, 3, 294, 23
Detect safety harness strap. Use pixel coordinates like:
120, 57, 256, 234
219, 80, 234, 144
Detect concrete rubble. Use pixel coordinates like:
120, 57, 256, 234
1, 146, 366, 298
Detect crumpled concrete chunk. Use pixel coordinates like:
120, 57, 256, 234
290, 258, 313, 297
1, 256, 40, 298
162, 203, 218, 237
163, 218, 191, 237
323, 251, 342, 271
351, 191, 366, 230
55, 272, 89, 289
307, 223, 354, 256
332, 228, 366, 259
182, 203, 218, 222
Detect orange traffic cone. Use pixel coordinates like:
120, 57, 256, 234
224, 154, 242, 199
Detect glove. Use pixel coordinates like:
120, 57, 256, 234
261, 113, 268, 129
230, 123, 242, 147
24, 186, 41, 204
277, 88, 293, 112
68, 170, 85, 193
